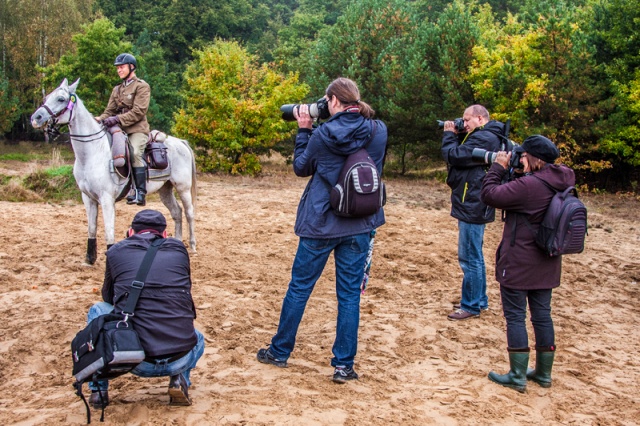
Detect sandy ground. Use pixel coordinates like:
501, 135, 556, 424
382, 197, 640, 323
0, 158, 639, 425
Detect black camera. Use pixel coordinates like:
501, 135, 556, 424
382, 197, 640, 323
280, 97, 331, 121
471, 140, 523, 170
437, 118, 465, 133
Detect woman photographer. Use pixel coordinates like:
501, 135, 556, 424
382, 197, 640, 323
257, 77, 387, 383
480, 135, 575, 393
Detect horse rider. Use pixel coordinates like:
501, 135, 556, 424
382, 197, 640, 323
96, 53, 151, 206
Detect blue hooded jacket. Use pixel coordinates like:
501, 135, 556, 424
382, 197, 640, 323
293, 111, 387, 238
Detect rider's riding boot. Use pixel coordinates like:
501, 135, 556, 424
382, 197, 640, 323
127, 167, 147, 206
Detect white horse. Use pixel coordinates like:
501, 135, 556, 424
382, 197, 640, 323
30, 78, 197, 264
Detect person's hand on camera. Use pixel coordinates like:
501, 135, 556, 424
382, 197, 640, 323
443, 121, 456, 133
294, 104, 313, 129
495, 151, 510, 169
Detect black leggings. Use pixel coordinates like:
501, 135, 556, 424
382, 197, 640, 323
500, 286, 554, 349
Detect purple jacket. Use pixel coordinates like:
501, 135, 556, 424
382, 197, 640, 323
480, 163, 575, 290
103, 233, 197, 357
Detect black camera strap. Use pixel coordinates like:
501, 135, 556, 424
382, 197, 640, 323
122, 238, 165, 316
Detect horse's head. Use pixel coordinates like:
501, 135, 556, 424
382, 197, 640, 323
30, 78, 80, 129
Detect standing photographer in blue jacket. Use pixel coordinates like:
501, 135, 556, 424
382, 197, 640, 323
257, 77, 387, 383
441, 105, 503, 320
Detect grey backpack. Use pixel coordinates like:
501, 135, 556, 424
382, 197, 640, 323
330, 122, 386, 218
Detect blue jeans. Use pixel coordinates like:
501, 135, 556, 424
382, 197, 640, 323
87, 302, 205, 391
458, 221, 488, 315
500, 286, 554, 349
269, 233, 370, 368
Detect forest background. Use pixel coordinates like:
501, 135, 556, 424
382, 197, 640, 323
1, 0, 639, 191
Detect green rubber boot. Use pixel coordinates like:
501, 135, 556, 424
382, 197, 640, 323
526, 347, 555, 388
488, 348, 529, 393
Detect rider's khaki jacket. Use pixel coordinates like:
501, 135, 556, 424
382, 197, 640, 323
98, 77, 150, 135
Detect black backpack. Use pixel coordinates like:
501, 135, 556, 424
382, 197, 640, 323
525, 177, 588, 257
330, 122, 386, 218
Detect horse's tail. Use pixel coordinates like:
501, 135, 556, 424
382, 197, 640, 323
182, 138, 197, 209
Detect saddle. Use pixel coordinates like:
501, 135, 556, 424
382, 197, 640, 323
107, 127, 171, 202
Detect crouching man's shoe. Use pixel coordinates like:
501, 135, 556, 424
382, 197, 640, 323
89, 390, 109, 409
168, 373, 191, 406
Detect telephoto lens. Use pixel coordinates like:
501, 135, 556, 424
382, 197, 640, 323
471, 148, 497, 164
280, 98, 330, 121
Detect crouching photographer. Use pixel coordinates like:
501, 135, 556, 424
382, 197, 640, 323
480, 135, 575, 393
85, 210, 204, 410
440, 105, 504, 321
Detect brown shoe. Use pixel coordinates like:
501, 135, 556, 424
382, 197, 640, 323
168, 373, 191, 406
447, 309, 479, 321
89, 390, 109, 409
453, 303, 488, 311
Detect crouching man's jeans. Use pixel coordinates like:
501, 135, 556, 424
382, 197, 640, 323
87, 301, 205, 391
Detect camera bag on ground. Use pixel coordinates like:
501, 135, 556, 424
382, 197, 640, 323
71, 238, 165, 423
330, 121, 386, 217
523, 176, 587, 257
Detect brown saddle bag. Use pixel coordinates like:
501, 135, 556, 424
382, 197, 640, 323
144, 130, 169, 169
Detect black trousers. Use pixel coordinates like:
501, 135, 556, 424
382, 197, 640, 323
500, 286, 554, 349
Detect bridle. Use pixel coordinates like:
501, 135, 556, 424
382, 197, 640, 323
39, 91, 107, 143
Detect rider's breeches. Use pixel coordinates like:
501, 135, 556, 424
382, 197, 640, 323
129, 132, 148, 167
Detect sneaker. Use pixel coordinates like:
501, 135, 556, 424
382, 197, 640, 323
447, 309, 480, 321
453, 303, 489, 311
168, 373, 191, 406
333, 366, 359, 384
89, 390, 109, 409
257, 348, 288, 368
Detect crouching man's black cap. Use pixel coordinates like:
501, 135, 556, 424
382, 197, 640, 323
131, 209, 167, 232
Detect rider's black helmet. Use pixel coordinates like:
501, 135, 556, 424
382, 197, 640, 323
114, 53, 137, 68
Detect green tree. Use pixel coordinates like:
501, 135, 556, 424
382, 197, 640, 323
173, 39, 308, 175
588, 0, 640, 170
1, 0, 92, 138
42, 18, 131, 116
133, 29, 181, 132
470, 1, 605, 171
392, 0, 481, 173
0, 72, 20, 135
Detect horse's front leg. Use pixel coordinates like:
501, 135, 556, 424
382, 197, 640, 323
100, 196, 117, 251
82, 193, 99, 265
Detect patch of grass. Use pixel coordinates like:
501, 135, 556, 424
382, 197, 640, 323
0, 153, 33, 161
0, 141, 75, 163
22, 165, 81, 202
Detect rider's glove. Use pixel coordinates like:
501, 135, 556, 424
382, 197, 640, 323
103, 116, 119, 127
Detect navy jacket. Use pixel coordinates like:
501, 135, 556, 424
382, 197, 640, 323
481, 163, 576, 290
103, 233, 197, 357
441, 120, 504, 224
293, 111, 387, 238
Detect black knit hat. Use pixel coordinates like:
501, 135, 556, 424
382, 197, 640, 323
131, 209, 167, 232
516, 135, 559, 164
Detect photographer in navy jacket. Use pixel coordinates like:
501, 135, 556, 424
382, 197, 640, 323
257, 77, 387, 383
481, 135, 574, 393
86, 209, 204, 408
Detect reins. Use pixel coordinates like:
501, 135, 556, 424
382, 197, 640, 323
40, 92, 108, 143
